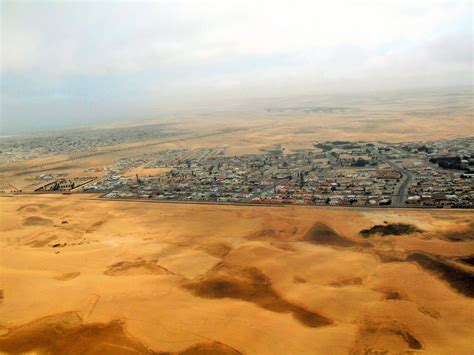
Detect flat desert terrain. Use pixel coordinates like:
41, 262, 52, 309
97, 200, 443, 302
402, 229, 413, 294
1, 194, 473, 354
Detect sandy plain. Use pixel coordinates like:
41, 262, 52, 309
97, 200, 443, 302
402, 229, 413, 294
1, 194, 473, 354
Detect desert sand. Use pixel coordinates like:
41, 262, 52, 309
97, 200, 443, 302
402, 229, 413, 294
1, 194, 473, 354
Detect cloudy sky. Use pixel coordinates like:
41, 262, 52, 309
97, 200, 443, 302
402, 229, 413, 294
1, 0, 472, 133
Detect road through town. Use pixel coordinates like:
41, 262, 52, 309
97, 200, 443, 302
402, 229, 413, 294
371, 149, 413, 207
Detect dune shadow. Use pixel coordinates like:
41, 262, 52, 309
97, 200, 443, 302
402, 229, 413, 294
0, 312, 153, 354
0, 311, 243, 354
458, 256, 474, 266
23, 216, 53, 226
303, 222, 356, 247
54, 272, 81, 281
407, 253, 474, 298
104, 259, 174, 276
441, 222, 474, 242
359, 223, 421, 238
183, 264, 332, 328
353, 321, 423, 353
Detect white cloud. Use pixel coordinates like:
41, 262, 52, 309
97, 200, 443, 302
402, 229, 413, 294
2, 0, 471, 75
1, 0, 472, 132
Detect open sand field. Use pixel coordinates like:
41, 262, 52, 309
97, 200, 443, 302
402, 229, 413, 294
123, 166, 172, 178
1, 194, 473, 354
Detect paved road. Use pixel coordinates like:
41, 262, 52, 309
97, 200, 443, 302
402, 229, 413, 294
371, 149, 413, 207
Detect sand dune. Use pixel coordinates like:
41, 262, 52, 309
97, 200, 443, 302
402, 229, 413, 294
1, 194, 473, 354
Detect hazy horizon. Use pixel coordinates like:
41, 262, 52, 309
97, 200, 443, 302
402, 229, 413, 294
1, 0, 473, 134
0, 84, 471, 137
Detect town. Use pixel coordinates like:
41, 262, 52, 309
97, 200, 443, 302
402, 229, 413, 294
0, 123, 185, 164
65, 136, 473, 208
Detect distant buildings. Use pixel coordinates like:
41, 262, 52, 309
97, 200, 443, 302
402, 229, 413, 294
82, 137, 473, 208
8, 136, 471, 208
